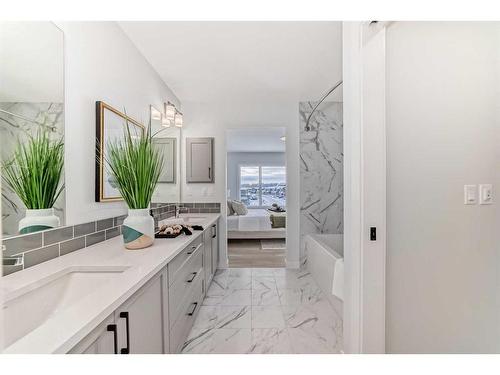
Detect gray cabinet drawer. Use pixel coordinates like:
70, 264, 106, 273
168, 235, 202, 286
170, 275, 204, 353
169, 248, 203, 327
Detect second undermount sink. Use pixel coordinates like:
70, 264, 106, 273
2, 265, 129, 349
181, 216, 207, 224
160, 216, 207, 226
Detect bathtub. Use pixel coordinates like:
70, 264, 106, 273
305, 234, 344, 311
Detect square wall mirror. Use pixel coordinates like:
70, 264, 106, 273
0, 22, 65, 237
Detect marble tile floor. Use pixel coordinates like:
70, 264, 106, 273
181, 267, 343, 354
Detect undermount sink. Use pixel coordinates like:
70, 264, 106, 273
2, 266, 129, 349
160, 216, 207, 226
181, 216, 207, 224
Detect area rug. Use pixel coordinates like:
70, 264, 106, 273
260, 239, 286, 250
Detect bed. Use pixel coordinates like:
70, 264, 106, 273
227, 209, 286, 239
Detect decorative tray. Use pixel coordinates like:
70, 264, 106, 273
154, 231, 181, 239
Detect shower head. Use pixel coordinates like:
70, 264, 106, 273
304, 80, 343, 131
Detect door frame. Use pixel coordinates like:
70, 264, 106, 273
223, 127, 289, 269
343, 21, 387, 354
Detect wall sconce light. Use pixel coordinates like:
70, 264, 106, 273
174, 112, 183, 128
165, 102, 176, 122
161, 115, 170, 128
151, 107, 162, 121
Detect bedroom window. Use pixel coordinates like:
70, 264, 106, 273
239, 166, 286, 208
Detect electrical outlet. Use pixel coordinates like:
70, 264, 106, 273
479, 184, 493, 205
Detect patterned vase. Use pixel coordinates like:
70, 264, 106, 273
122, 208, 154, 250
19, 208, 60, 234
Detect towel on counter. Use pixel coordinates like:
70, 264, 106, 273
270, 214, 286, 228
332, 257, 344, 301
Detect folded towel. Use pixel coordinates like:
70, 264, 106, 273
270, 215, 286, 228
332, 257, 344, 301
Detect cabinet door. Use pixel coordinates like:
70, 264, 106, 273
203, 229, 213, 288
116, 273, 165, 354
186, 137, 214, 183
211, 223, 218, 273
69, 315, 117, 354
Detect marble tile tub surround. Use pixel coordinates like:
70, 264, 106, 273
2, 203, 221, 275
299, 101, 343, 263
182, 267, 343, 354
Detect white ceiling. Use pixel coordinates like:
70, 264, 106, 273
226, 128, 285, 153
119, 22, 343, 104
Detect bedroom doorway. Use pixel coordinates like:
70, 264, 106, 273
225, 128, 287, 268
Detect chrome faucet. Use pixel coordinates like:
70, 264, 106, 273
2, 245, 24, 268
175, 206, 181, 218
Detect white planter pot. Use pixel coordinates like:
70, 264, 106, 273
19, 208, 60, 234
122, 208, 154, 250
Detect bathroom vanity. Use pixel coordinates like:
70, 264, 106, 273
1, 214, 220, 354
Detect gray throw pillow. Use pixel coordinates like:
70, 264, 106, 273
227, 199, 235, 216
231, 200, 248, 216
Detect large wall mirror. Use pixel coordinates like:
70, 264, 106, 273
0, 22, 65, 237
150, 104, 181, 203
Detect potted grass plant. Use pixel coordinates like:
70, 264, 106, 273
2, 129, 64, 234
105, 122, 163, 250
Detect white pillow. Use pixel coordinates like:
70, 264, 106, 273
231, 200, 248, 216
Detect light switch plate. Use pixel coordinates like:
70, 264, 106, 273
479, 184, 493, 205
464, 185, 477, 205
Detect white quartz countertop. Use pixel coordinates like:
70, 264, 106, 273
1, 213, 220, 354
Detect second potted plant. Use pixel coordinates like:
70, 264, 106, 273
105, 122, 164, 250
2, 129, 64, 234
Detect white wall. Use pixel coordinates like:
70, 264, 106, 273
386, 22, 500, 353
0, 22, 63, 102
56, 22, 180, 225
181, 100, 301, 268
226, 152, 286, 201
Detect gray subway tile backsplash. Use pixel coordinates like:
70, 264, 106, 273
24, 244, 60, 269
60, 236, 86, 256
86, 231, 106, 247
105, 227, 120, 240
44, 226, 74, 246
97, 218, 114, 231
74, 222, 96, 237
2, 202, 221, 276
3, 232, 43, 256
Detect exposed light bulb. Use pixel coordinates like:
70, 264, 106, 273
165, 102, 176, 122
151, 107, 162, 121
161, 115, 170, 128
174, 112, 183, 127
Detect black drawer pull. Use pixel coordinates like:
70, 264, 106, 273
119, 312, 130, 354
187, 272, 197, 283
187, 245, 197, 255
187, 302, 198, 316
106, 324, 118, 354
